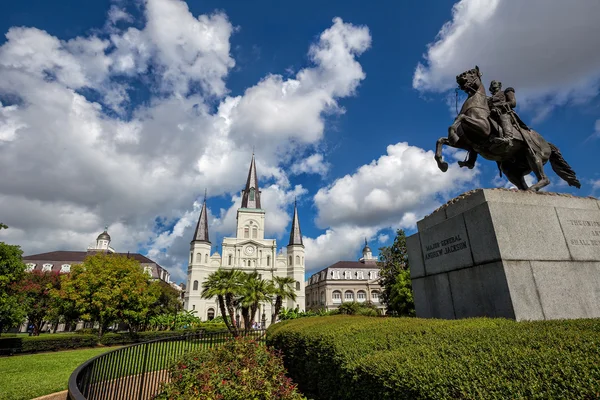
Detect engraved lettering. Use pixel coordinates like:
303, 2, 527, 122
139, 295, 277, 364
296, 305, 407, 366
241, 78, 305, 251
567, 219, 600, 227
424, 234, 469, 260
565, 219, 600, 246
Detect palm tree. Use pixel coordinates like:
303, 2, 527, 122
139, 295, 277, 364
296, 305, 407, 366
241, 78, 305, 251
237, 272, 273, 331
270, 276, 297, 325
201, 269, 245, 335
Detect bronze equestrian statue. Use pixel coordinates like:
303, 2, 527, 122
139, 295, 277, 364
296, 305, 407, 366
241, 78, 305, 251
434, 66, 581, 191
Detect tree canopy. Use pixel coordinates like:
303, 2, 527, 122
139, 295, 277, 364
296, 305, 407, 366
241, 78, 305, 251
378, 229, 415, 316
60, 252, 160, 336
0, 223, 27, 334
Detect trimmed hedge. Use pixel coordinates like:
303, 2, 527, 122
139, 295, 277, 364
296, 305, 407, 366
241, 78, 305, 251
267, 315, 600, 400
0, 334, 96, 355
0, 322, 228, 355
99, 330, 184, 346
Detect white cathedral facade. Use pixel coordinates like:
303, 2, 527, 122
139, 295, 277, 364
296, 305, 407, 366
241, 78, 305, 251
184, 155, 306, 322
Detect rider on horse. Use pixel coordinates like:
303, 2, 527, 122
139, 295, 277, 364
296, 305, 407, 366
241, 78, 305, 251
488, 80, 530, 146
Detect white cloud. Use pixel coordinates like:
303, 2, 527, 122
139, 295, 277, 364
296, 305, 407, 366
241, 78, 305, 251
377, 233, 389, 244
290, 153, 330, 176
314, 142, 477, 228
304, 225, 378, 273
0, 6, 371, 283
413, 0, 600, 115
143, 0, 235, 97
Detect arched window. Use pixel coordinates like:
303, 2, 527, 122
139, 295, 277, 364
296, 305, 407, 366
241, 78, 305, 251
244, 227, 249, 238
357, 290, 367, 302
266, 255, 270, 266
207, 308, 215, 321
296, 281, 300, 291
196, 253, 201, 263
371, 290, 380, 302
289, 256, 292, 265
344, 290, 354, 301
228, 254, 232, 265
295, 255, 300, 265
205, 254, 208, 263
249, 188, 255, 201
301, 256, 304, 265
193, 280, 199, 291
252, 227, 257, 238
190, 252, 193, 263
320, 291, 325, 304
332, 290, 342, 304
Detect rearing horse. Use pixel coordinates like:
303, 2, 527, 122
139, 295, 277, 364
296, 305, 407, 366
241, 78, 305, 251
434, 66, 580, 191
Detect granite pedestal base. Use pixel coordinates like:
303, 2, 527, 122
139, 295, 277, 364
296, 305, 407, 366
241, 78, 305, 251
407, 189, 600, 321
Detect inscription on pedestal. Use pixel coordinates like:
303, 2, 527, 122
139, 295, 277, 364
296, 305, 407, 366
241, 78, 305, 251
565, 219, 600, 247
420, 215, 473, 274
424, 235, 468, 260
557, 209, 600, 260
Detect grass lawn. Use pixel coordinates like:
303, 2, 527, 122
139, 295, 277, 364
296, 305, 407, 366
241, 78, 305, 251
0, 347, 118, 400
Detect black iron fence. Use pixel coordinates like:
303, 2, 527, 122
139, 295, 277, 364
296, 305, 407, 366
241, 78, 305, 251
68, 329, 266, 400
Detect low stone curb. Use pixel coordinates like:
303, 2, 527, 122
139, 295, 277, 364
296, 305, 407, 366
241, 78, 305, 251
31, 390, 68, 400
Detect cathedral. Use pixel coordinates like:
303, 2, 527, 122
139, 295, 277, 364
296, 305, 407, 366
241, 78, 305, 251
184, 155, 306, 321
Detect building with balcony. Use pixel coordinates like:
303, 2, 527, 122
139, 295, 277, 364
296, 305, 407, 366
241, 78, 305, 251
305, 240, 384, 312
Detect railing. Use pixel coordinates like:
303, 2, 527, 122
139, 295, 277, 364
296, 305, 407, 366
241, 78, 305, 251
68, 329, 266, 400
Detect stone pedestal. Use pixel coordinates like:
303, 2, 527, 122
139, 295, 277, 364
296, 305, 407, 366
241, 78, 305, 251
407, 189, 600, 321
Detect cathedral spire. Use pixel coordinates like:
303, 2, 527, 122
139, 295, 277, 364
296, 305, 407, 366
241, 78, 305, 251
241, 154, 261, 209
288, 199, 303, 246
192, 192, 210, 243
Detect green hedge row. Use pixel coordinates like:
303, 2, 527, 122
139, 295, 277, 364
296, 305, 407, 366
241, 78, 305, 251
0, 323, 227, 355
0, 334, 97, 355
267, 315, 600, 400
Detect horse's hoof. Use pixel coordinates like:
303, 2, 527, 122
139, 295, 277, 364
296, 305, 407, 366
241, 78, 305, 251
438, 162, 448, 172
458, 161, 474, 169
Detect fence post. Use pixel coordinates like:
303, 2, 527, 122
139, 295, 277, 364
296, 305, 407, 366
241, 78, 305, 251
137, 342, 150, 400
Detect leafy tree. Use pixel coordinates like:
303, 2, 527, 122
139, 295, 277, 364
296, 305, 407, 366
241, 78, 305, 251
202, 269, 245, 336
61, 253, 160, 337
144, 281, 183, 330
270, 276, 297, 325
48, 282, 81, 332
15, 270, 62, 335
0, 224, 27, 335
378, 229, 415, 316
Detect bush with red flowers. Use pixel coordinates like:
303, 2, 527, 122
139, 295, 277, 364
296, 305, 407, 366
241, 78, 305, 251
157, 337, 305, 400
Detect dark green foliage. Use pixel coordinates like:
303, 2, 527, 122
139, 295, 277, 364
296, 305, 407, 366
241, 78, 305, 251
0, 334, 96, 354
378, 229, 415, 316
0, 225, 27, 334
267, 315, 600, 400
157, 337, 306, 400
337, 301, 381, 316
0, 323, 227, 354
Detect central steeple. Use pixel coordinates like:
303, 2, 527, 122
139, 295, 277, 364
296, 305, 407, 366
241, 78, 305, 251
241, 154, 261, 209
192, 192, 210, 244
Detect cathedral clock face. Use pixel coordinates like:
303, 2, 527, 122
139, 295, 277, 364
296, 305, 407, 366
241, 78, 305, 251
245, 246, 255, 255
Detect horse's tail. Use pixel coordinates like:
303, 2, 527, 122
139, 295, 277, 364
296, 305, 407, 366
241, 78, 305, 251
548, 143, 581, 189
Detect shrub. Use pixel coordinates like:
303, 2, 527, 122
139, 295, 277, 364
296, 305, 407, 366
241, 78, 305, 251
337, 301, 381, 316
157, 337, 306, 400
267, 315, 600, 400
0, 334, 97, 354
75, 328, 99, 335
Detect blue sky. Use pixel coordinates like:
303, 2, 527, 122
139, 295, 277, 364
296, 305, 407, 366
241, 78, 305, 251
0, 0, 599, 283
